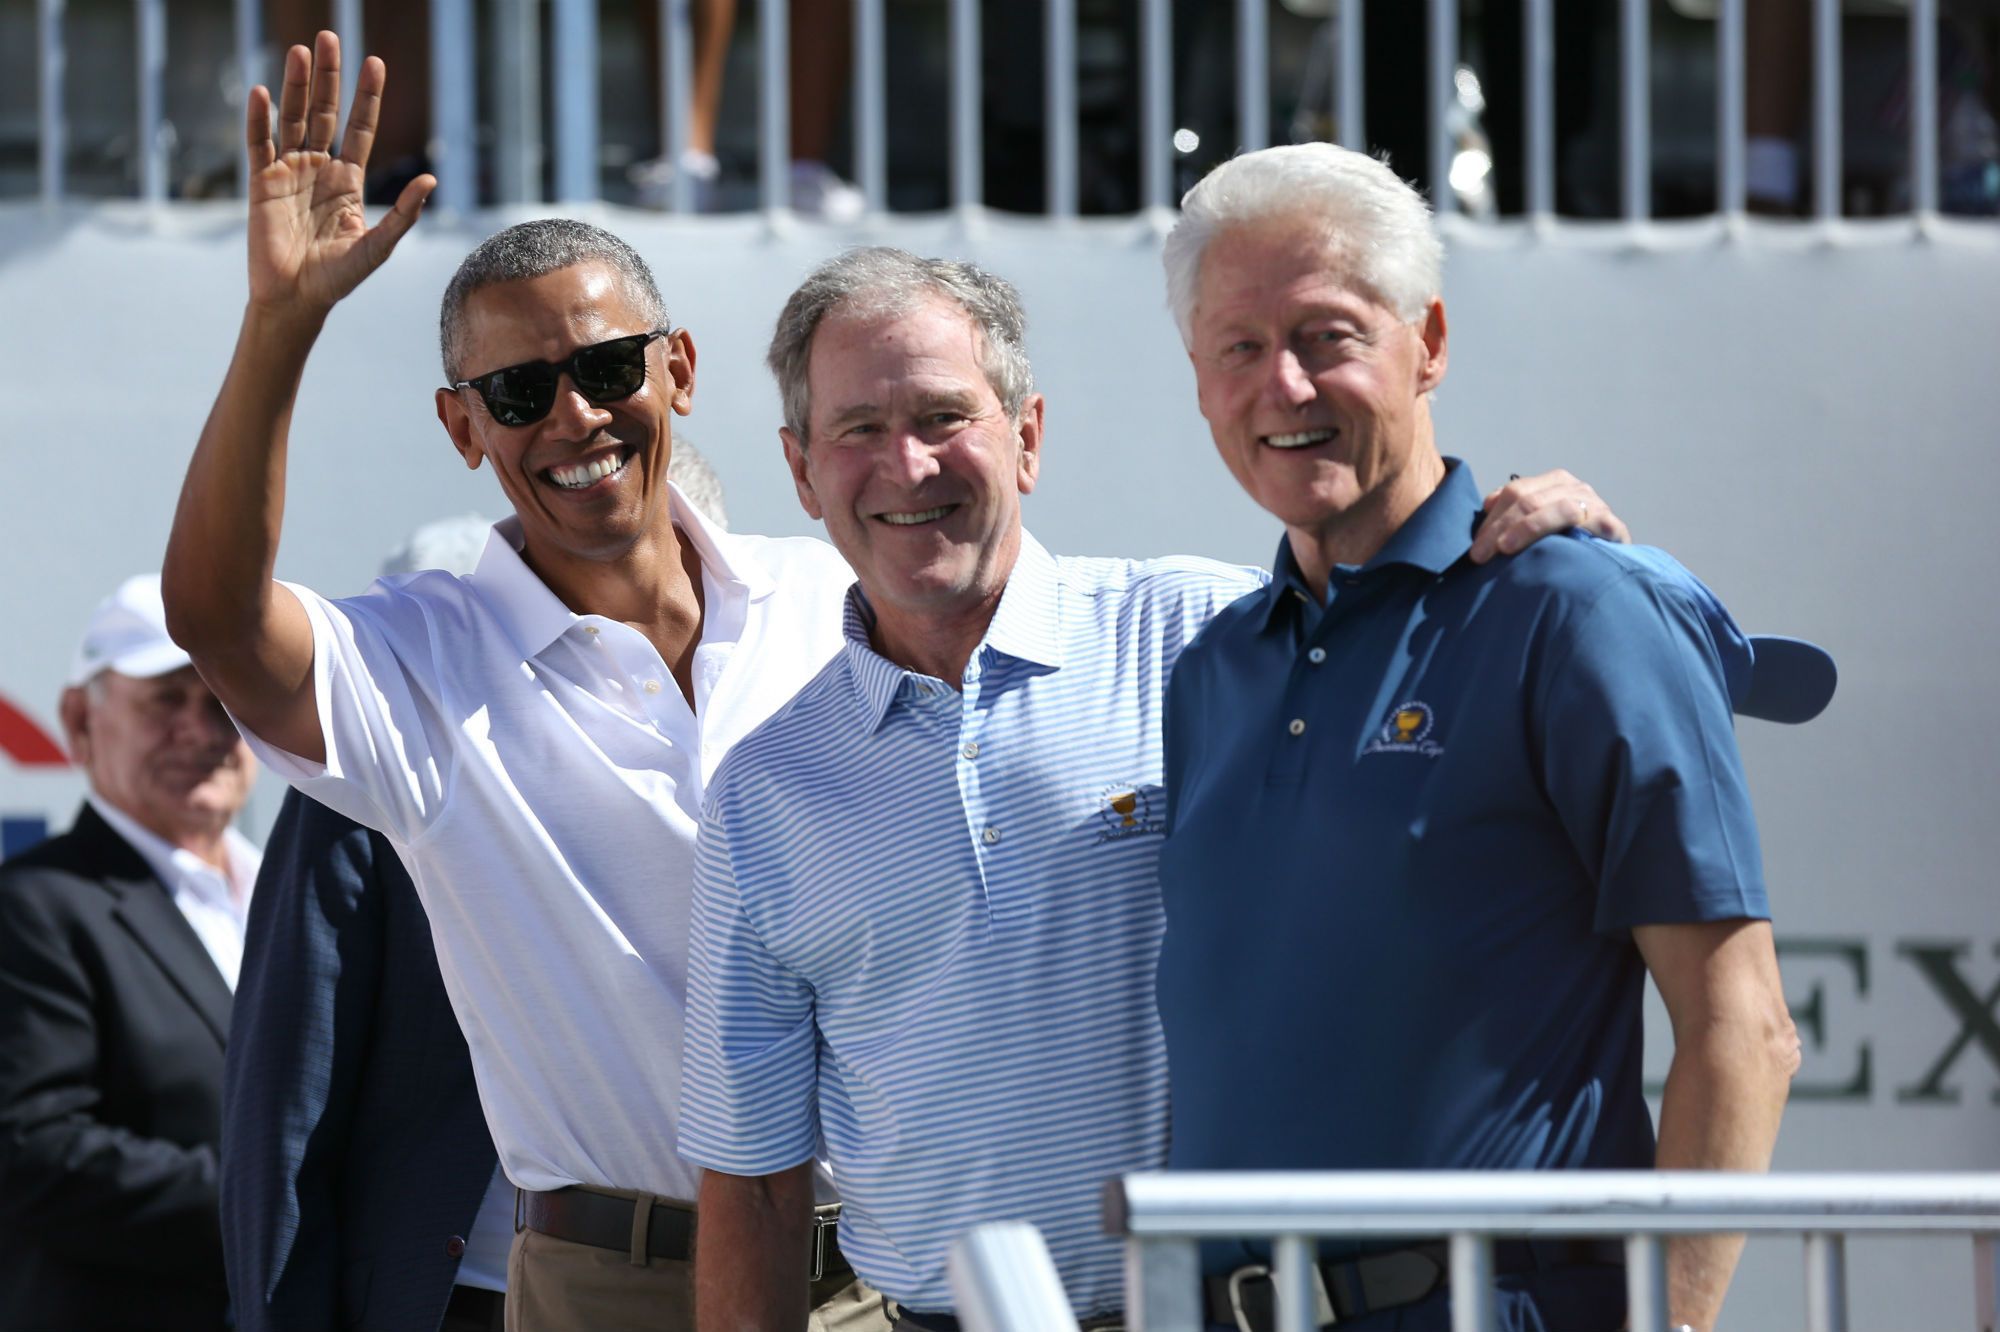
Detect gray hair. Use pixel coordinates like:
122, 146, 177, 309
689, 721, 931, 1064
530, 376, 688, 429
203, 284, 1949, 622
380, 514, 493, 577
1163, 143, 1444, 345
666, 436, 728, 530
766, 248, 1034, 441
439, 219, 671, 381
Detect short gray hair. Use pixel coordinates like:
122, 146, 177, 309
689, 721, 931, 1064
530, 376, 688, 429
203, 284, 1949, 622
1163, 143, 1444, 345
439, 219, 671, 381
667, 436, 729, 530
766, 247, 1034, 441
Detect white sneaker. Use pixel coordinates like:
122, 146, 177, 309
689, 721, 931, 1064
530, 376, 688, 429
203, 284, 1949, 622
630, 149, 720, 211
789, 159, 867, 222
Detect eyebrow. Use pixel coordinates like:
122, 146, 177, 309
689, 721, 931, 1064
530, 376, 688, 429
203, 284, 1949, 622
821, 389, 986, 432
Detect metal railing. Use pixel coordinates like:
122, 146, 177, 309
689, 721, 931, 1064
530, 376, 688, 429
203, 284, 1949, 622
948, 1172, 2000, 1332
23, 0, 1989, 225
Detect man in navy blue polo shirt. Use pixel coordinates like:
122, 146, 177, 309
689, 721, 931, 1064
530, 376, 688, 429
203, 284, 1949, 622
1155, 144, 1831, 1332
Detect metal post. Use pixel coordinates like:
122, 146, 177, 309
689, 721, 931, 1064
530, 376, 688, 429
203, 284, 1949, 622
947, 1224, 1084, 1332
552, 0, 600, 202
1812, 0, 1840, 220
234, 0, 262, 196
1525, 0, 1554, 219
37, 0, 64, 208
949, 0, 980, 212
1624, 1235, 1670, 1332
1337, 0, 1363, 150
1976, 1234, 1998, 1332
760, 0, 789, 213
1718, 0, 1745, 214
136, 0, 166, 203
428, 0, 476, 213
1804, 1233, 1849, 1332
334, 0, 363, 121
1272, 1235, 1318, 1332
1140, 0, 1171, 211
1620, 0, 1649, 220
1124, 1238, 1204, 1332
661, 0, 695, 213
492, 0, 543, 204
1449, 1232, 1496, 1332
1046, 0, 1077, 217
1236, 0, 1268, 152
855, 0, 887, 213
1427, 0, 1456, 213
1911, 0, 1938, 215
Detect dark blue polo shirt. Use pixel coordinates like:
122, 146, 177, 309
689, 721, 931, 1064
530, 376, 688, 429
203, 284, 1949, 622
1157, 459, 1769, 1240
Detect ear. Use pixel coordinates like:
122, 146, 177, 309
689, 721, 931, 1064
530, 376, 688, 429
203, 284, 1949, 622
1416, 299, 1449, 394
781, 427, 823, 521
436, 387, 486, 471
57, 686, 90, 766
664, 328, 697, 417
1013, 393, 1045, 496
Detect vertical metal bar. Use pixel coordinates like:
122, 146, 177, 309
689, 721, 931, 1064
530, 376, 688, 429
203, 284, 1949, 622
1624, 1235, 1670, 1332
1236, 0, 1268, 152
428, 0, 477, 213
334, 0, 364, 117
1525, 0, 1554, 218
492, 0, 543, 203
37, 0, 64, 207
949, 0, 981, 212
1449, 1232, 1497, 1332
136, 0, 166, 203
661, 0, 695, 213
1428, 0, 1456, 213
1140, 0, 1171, 210
1124, 1238, 1204, 1332
1337, 0, 1363, 150
552, 0, 600, 202
1976, 1234, 1998, 1332
1718, 0, 1745, 214
1812, 0, 1840, 220
1911, 0, 1938, 214
760, 0, 789, 213
1272, 1235, 1317, 1332
1046, 0, 1078, 216
235, 0, 261, 196
1620, 0, 1649, 220
1803, 1233, 1849, 1332
855, 0, 887, 212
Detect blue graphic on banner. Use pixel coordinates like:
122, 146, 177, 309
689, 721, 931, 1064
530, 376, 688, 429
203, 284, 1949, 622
2, 816, 51, 861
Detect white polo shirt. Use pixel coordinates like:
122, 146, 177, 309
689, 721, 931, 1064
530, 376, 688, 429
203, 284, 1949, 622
236, 485, 853, 1199
88, 795, 259, 989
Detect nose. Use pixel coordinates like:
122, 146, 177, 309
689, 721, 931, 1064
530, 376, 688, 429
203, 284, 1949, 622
174, 689, 241, 750
883, 430, 943, 486
1263, 347, 1317, 409
545, 372, 615, 435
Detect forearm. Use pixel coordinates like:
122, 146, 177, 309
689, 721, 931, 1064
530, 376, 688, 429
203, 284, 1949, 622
695, 1164, 813, 1332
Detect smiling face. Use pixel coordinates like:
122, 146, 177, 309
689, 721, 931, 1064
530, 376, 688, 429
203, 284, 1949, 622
1189, 218, 1448, 572
783, 295, 1042, 640
435, 262, 694, 572
61, 667, 255, 850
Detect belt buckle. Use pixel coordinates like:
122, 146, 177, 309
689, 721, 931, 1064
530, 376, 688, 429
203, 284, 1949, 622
810, 1209, 837, 1282
1226, 1261, 1338, 1331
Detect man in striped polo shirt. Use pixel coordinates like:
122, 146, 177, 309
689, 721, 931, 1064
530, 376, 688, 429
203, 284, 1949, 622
677, 248, 1624, 1330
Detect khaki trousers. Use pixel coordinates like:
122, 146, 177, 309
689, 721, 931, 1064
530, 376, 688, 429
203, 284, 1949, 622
504, 1193, 889, 1332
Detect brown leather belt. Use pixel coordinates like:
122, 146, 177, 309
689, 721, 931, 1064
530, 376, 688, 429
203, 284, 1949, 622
517, 1187, 849, 1278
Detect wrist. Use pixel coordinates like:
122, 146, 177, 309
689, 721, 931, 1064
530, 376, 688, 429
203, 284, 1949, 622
241, 298, 329, 349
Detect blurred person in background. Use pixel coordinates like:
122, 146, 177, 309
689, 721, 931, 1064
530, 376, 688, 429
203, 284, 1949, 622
0, 574, 260, 1331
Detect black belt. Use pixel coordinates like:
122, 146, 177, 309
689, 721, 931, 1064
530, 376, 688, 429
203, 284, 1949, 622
517, 1187, 849, 1279
888, 1306, 1125, 1332
1205, 1238, 1623, 1330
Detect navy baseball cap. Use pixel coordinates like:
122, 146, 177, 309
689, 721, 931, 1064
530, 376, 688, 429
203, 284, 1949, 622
1735, 634, 1838, 725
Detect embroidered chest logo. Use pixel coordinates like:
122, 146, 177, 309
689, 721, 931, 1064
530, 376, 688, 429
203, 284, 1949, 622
1362, 701, 1445, 757
1095, 785, 1164, 842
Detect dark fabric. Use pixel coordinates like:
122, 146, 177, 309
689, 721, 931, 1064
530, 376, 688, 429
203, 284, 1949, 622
221, 791, 499, 1332
0, 804, 234, 1330
441, 1284, 509, 1332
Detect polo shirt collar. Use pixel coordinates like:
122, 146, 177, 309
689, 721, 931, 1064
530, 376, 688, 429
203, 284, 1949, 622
469, 482, 776, 659
841, 529, 1065, 731
1257, 456, 1481, 632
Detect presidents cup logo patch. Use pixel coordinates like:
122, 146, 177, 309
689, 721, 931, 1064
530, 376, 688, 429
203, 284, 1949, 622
1095, 784, 1164, 842
1362, 701, 1444, 757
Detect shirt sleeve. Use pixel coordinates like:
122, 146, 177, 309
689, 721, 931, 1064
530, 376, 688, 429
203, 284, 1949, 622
230, 581, 455, 844
676, 798, 821, 1177
1532, 559, 1770, 933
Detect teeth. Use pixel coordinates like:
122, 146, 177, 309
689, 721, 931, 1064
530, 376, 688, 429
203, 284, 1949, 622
878, 506, 953, 526
1264, 429, 1336, 450
549, 453, 628, 489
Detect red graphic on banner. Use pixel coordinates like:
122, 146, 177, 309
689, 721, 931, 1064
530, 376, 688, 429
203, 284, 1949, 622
0, 695, 69, 767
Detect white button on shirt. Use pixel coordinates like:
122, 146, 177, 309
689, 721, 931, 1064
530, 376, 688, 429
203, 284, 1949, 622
234, 484, 854, 1199
88, 795, 259, 989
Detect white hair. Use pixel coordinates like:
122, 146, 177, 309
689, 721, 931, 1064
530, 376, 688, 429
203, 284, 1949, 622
1163, 143, 1445, 345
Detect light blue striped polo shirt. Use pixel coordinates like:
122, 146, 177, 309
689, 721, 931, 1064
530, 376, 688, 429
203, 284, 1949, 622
679, 532, 1262, 1315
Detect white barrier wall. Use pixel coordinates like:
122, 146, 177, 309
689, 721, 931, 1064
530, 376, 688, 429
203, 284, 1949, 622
1, 203, 1996, 1327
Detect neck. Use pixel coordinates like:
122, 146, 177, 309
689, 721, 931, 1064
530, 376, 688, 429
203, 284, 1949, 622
868, 586, 1007, 689
177, 825, 233, 877
1287, 443, 1447, 601
525, 520, 705, 651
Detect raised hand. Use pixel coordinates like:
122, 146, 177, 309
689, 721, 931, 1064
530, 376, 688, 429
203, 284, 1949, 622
244, 31, 434, 317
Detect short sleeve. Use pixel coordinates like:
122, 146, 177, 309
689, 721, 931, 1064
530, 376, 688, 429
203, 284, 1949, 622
675, 802, 821, 1176
1532, 563, 1770, 933
229, 581, 455, 844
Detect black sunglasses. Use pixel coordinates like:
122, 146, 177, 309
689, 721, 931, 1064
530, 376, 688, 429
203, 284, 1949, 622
451, 329, 671, 427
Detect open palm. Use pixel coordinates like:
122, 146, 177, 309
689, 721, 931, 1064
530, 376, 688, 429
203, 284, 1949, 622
245, 32, 433, 315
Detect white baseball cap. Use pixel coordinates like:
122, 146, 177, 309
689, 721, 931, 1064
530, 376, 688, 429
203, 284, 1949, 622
66, 574, 193, 688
